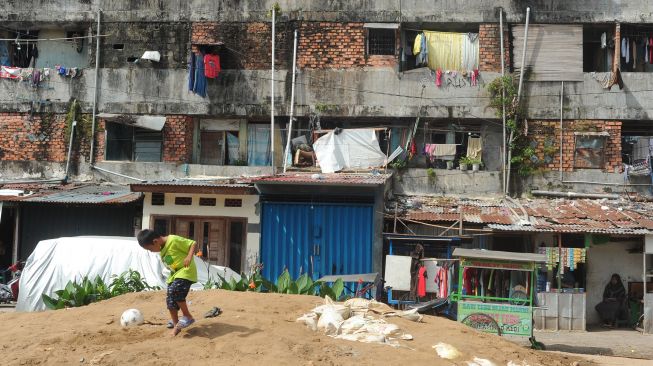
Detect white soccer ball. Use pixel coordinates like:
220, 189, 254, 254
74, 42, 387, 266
120, 308, 144, 327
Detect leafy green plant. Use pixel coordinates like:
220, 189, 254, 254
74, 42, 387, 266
487, 75, 538, 180
42, 270, 159, 310
389, 159, 407, 170
459, 156, 474, 165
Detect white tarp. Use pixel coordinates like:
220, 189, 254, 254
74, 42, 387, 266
17, 236, 241, 312
313, 129, 387, 173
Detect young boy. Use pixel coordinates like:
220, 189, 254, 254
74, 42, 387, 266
137, 229, 197, 336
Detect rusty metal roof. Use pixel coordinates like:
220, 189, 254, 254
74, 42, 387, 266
398, 195, 653, 235
0, 183, 142, 204
252, 172, 392, 186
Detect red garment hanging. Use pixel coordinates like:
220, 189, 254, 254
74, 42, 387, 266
204, 54, 221, 78
417, 266, 427, 297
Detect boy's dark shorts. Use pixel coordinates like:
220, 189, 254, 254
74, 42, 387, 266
166, 278, 193, 310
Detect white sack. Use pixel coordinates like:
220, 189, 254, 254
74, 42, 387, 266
339, 315, 368, 335
313, 129, 387, 173
296, 312, 319, 331
317, 308, 344, 335
433, 342, 462, 360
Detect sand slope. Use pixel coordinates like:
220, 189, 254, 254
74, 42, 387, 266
1, 290, 586, 366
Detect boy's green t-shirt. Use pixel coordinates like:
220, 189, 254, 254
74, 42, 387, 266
160, 235, 198, 284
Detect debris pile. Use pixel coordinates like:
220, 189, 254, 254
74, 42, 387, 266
297, 297, 420, 346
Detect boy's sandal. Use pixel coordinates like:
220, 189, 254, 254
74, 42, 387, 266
166, 320, 175, 329
204, 306, 223, 318
177, 317, 195, 329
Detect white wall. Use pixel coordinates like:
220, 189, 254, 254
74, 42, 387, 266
141, 192, 260, 272
586, 241, 643, 325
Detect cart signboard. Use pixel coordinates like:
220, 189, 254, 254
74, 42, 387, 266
458, 301, 533, 336
460, 258, 536, 271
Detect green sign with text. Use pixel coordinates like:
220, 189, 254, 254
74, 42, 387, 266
458, 301, 532, 337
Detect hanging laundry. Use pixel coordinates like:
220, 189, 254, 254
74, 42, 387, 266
0, 66, 20, 79
466, 137, 483, 160
417, 266, 427, 297
461, 33, 479, 71
649, 37, 653, 64
413, 33, 428, 67
471, 69, 479, 86
192, 53, 208, 97
601, 32, 607, 49
204, 54, 221, 78
621, 37, 627, 59
436, 68, 442, 87
422, 31, 464, 71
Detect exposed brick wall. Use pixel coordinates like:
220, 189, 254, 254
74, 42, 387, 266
297, 22, 397, 69
530, 120, 622, 173
479, 24, 511, 72
163, 115, 193, 163
0, 113, 66, 162
191, 22, 290, 69
0, 113, 103, 164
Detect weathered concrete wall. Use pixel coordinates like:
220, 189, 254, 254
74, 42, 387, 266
586, 240, 643, 325
3, 1, 653, 23
3, 68, 653, 121
94, 161, 272, 184
522, 170, 653, 197
35, 29, 90, 69
393, 168, 503, 197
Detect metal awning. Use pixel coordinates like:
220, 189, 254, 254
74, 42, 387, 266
453, 248, 546, 263
97, 114, 166, 131
364, 23, 400, 29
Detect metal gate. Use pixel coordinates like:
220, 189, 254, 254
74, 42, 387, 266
260, 202, 374, 280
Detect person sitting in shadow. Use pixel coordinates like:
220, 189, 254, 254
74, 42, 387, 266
595, 273, 627, 328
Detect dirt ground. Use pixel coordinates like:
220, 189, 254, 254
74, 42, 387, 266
0, 290, 587, 366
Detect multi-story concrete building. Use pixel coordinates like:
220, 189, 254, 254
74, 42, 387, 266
1, 1, 653, 330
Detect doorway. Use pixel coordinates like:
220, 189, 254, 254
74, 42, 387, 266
151, 215, 245, 273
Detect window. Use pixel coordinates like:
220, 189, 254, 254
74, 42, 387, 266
574, 134, 607, 169
224, 199, 242, 207
151, 193, 165, 206
199, 197, 217, 206
105, 122, 162, 162
198, 119, 241, 165
367, 28, 396, 56
174, 197, 193, 205
152, 217, 170, 235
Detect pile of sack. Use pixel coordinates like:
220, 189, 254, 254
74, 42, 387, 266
296, 297, 421, 346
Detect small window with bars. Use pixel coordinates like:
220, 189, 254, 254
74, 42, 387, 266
574, 134, 607, 169
224, 198, 242, 207
199, 197, 217, 206
367, 28, 396, 56
151, 193, 165, 206
174, 196, 193, 205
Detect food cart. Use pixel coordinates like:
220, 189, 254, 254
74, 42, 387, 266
451, 248, 546, 349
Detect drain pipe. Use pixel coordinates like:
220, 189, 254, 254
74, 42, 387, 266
270, 7, 276, 174
531, 190, 619, 200
89, 9, 101, 165
282, 28, 298, 173
91, 165, 145, 182
499, 8, 507, 195
64, 120, 77, 183
507, 6, 530, 196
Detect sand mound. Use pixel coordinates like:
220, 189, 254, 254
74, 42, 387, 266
1, 290, 586, 365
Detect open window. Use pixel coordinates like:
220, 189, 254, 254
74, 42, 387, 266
105, 122, 163, 162
617, 24, 653, 72
0, 28, 90, 69
583, 24, 613, 72
197, 119, 242, 165
574, 133, 607, 169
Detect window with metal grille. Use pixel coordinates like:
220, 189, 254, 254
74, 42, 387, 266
367, 28, 396, 56
199, 197, 217, 206
224, 198, 242, 207
151, 193, 165, 206
174, 196, 193, 205
574, 134, 606, 169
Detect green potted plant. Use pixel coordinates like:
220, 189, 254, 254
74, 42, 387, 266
459, 156, 472, 171
468, 157, 483, 172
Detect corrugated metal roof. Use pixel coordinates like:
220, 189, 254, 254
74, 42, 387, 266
253, 173, 392, 186
0, 183, 141, 204
130, 179, 256, 194
397, 195, 653, 235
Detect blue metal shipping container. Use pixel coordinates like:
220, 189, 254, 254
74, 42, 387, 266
260, 202, 374, 280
